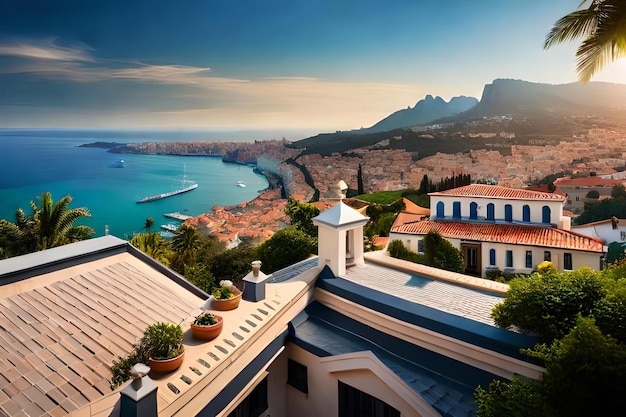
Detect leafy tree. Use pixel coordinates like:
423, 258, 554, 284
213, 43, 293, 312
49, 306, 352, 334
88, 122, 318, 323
492, 267, 605, 342
357, 163, 364, 195
388, 239, 424, 263
169, 224, 203, 273
284, 197, 320, 237
545, 0, 626, 83
0, 192, 93, 257
130, 232, 171, 266
606, 241, 626, 264
612, 183, 626, 198
531, 316, 626, 416
183, 264, 214, 294
585, 189, 599, 199
477, 316, 626, 417
574, 197, 626, 224
0, 219, 22, 259
256, 226, 316, 273
30, 192, 93, 250
209, 238, 257, 284
475, 376, 549, 417
593, 273, 626, 343
423, 230, 464, 273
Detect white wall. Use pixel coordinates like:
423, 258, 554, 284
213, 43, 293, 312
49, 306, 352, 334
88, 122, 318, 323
285, 344, 433, 417
388, 231, 603, 275
431, 195, 564, 225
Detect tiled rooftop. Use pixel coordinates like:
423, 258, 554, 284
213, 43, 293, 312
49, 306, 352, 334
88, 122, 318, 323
554, 176, 625, 187
342, 262, 503, 326
391, 220, 605, 252
429, 184, 567, 202
0, 253, 205, 417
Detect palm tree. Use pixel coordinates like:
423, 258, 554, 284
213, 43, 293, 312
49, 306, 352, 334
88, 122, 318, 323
144, 217, 155, 232
170, 224, 203, 273
130, 232, 171, 265
544, 0, 626, 83
30, 192, 92, 250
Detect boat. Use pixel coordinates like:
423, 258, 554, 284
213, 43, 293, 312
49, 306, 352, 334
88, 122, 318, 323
137, 183, 198, 203
137, 164, 197, 204
111, 159, 124, 168
236, 181, 246, 188
160, 223, 179, 233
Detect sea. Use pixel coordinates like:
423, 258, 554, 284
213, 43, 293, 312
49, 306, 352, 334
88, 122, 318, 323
0, 128, 310, 239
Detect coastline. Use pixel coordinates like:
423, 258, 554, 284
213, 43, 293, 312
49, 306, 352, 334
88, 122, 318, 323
81, 141, 295, 243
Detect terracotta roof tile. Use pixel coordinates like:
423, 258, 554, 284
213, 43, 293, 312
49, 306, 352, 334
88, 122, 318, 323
391, 220, 604, 252
429, 184, 567, 202
555, 176, 625, 187
0, 253, 205, 417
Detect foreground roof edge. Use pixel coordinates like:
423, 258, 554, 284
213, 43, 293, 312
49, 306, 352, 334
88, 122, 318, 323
0, 235, 209, 299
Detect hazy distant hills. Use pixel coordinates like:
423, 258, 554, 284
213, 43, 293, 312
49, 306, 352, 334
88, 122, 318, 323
459, 78, 626, 119
289, 78, 626, 158
363, 95, 478, 133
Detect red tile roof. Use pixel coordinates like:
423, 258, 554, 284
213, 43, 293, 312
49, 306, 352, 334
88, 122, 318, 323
554, 176, 625, 187
391, 220, 605, 253
428, 184, 567, 202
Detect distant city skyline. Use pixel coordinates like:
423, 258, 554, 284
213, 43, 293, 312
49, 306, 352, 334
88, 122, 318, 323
1, 0, 625, 132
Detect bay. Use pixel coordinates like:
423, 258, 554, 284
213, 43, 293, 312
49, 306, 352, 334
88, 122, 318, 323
0, 129, 284, 239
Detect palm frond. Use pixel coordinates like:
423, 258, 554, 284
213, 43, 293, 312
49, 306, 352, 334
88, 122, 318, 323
544, 9, 598, 49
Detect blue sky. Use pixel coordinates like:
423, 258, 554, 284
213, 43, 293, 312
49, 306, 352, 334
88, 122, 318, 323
1, 0, 625, 133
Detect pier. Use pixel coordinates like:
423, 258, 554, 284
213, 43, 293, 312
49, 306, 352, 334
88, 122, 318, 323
164, 212, 192, 221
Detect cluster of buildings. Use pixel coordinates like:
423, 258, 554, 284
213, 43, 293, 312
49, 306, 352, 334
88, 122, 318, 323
1, 192, 545, 417
390, 184, 613, 277
1, 182, 623, 416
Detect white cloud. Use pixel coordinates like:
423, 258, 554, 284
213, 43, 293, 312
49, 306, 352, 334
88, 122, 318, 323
0, 39, 94, 62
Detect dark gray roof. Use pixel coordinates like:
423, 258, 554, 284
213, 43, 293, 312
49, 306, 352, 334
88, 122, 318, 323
290, 302, 493, 417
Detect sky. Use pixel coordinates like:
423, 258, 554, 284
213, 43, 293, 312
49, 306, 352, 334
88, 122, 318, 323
1, 0, 625, 134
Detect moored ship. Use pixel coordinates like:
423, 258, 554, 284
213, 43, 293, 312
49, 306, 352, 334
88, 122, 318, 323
136, 183, 198, 203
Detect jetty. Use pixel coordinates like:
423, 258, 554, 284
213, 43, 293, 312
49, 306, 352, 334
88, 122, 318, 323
164, 212, 192, 221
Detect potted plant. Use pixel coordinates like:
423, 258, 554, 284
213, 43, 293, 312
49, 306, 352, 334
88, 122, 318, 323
142, 322, 185, 373
190, 312, 224, 340
211, 280, 243, 311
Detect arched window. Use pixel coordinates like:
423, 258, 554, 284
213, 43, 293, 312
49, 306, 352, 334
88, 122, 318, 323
505, 204, 513, 222
486, 203, 495, 221
453, 201, 461, 219
436, 201, 444, 218
470, 202, 478, 220
522, 205, 530, 222
542, 206, 551, 224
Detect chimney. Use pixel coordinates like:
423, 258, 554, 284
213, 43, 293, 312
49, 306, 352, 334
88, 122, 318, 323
243, 260, 268, 302
120, 363, 158, 417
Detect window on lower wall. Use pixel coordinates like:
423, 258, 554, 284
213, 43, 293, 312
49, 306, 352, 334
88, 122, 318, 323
287, 358, 308, 394
564, 253, 572, 270
228, 377, 268, 417
526, 251, 533, 268
506, 250, 513, 268
544, 251, 552, 262
338, 381, 400, 417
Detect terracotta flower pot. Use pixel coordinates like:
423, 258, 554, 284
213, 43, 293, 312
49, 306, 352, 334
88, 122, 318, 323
212, 292, 242, 311
149, 350, 185, 373
191, 315, 224, 340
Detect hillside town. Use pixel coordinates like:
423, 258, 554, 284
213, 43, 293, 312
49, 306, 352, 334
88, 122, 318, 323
118, 125, 626, 246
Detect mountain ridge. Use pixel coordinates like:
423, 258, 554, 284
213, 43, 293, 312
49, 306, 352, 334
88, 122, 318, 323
362, 94, 478, 133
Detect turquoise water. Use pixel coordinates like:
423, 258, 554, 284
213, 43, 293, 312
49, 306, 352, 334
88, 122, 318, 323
0, 129, 273, 239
